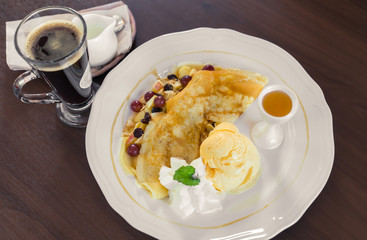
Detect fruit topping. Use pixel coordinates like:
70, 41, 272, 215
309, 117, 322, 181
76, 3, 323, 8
126, 132, 136, 146
153, 80, 164, 91
154, 95, 166, 108
180, 75, 192, 88
141, 112, 152, 124
163, 90, 176, 101
130, 100, 143, 112
151, 107, 163, 113
202, 64, 215, 71
178, 66, 191, 79
144, 91, 156, 102
167, 74, 178, 80
164, 84, 173, 91
127, 144, 140, 156
133, 128, 144, 138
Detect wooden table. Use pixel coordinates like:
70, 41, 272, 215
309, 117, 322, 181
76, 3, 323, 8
1, 0, 366, 239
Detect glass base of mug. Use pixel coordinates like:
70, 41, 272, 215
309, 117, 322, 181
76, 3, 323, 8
55, 95, 94, 128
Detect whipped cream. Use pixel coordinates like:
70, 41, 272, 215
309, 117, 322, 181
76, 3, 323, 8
159, 157, 222, 218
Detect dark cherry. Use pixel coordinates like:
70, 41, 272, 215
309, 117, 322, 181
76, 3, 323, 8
154, 95, 166, 107
133, 128, 144, 138
144, 91, 156, 102
130, 100, 143, 112
180, 75, 192, 87
202, 64, 215, 71
127, 144, 140, 156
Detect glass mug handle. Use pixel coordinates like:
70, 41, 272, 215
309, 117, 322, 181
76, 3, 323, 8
13, 70, 61, 104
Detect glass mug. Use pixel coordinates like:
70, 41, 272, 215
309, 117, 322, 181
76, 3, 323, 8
13, 6, 94, 127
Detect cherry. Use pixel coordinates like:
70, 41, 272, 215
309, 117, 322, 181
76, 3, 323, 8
180, 75, 192, 88
127, 144, 140, 156
144, 91, 156, 102
130, 100, 143, 112
154, 95, 166, 107
202, 64, 215, 71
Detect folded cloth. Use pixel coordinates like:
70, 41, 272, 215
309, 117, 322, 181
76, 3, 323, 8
6, 1, 136, 77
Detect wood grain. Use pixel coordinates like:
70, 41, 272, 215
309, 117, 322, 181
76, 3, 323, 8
1, 0, 366, 239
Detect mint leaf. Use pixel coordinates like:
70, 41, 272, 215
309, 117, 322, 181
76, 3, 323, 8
173, 166, 200, 186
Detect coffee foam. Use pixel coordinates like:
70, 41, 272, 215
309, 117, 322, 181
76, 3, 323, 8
25, 20, 86, 72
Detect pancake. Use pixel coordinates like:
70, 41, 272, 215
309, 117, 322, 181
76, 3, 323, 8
121, 67, 268, 199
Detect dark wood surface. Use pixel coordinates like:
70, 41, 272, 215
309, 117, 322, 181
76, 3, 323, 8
1, 0, 366, 239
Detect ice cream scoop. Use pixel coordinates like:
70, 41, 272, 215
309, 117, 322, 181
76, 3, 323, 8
200, 122, 260, 193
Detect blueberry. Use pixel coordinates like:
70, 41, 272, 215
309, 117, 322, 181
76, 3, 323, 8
164, 84, 173, 91
133, 128, 144, 138
141, 118, 149, 124
141, 112, 151, 124
151, 107, 163, 113
167, 74, 178, 80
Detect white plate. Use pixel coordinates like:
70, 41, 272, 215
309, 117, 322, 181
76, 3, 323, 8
86, 28, 334, 240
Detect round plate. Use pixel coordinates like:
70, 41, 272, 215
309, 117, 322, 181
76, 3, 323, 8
86, 28, 334, 240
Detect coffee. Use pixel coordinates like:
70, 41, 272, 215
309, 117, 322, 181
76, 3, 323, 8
25, 21, 92, 105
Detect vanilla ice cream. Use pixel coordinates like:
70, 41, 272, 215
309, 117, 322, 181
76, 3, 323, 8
200, 122, 261, 193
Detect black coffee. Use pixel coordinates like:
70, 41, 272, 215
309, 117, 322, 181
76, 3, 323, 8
26, 21, 92, 105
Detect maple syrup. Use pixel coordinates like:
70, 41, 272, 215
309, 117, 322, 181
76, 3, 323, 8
262, 91, 292, 117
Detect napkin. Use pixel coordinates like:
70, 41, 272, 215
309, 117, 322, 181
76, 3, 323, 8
6, 1, 135, 76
